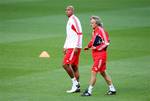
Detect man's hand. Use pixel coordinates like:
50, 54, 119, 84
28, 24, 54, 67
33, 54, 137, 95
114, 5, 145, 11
74, 48, 78, 54
91, 46, 96, 50
63, 48, 67, 55
84, 46, 89, 51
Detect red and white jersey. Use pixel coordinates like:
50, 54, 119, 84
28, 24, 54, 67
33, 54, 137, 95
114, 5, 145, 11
64, 15, 82, 49
88, 26, 110, 51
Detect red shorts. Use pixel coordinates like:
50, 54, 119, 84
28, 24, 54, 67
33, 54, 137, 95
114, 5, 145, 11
92, 51, 107, 73
63, 48, 81, 67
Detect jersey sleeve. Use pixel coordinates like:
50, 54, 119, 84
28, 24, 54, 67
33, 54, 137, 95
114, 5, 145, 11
71, 16, 82, 48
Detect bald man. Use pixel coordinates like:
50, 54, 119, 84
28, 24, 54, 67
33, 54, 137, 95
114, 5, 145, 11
62, 5, 82, 93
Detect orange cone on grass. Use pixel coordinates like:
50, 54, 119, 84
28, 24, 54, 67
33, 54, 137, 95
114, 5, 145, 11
39, 51, 50, 58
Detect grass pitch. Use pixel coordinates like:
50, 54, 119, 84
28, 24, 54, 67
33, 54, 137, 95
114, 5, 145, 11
0, 0, 150, 101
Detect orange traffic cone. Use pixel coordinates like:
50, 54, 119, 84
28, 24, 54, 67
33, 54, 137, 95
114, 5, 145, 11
39, 51, 50, 58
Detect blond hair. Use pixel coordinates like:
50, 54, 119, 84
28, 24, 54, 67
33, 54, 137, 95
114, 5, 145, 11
90, 16, 103, 27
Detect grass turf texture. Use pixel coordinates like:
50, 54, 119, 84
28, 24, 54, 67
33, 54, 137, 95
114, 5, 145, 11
0, 0, 150, 101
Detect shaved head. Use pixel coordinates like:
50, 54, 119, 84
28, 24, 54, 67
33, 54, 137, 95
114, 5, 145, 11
65, 5, 74, 17
66, 5, 74, 12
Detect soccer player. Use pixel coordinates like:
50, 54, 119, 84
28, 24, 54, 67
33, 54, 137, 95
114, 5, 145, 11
62, 5, 82, 93
81, 16, 116, 96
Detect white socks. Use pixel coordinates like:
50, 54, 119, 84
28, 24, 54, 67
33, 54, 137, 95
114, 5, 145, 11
87, 84, 115, 94
109, 84, 116, 92
71, 78, 78, 85
88, 85, 93, 94
71, 78, 116, 93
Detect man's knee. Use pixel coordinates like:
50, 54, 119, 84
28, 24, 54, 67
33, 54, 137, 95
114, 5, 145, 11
63, 64, 69, 69
100, 71, 106, 77
71, 65, 78, 71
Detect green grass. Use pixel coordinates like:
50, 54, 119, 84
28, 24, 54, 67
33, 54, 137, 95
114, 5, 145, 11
0, 0, 150, 101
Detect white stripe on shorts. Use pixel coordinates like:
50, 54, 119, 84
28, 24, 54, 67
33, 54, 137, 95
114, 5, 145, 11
69, 49, 75, 61
98, 59, 102, 69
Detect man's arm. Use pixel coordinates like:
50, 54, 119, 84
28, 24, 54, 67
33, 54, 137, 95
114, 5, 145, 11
94, 30, 110, 51
71, 17, 82, 54
84, 39, 93, 50
63, 37, 67, 55
63, 48, 67, 55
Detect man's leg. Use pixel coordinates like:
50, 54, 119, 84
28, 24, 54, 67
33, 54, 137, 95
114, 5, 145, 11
82, 57, 100, 96
100, 71, 112, 85
88, 71, 97, 94
63, 64, 74, 78
63, 64, 79, 93
71, 65, 80, 91
89, 71, 97, 86
82, 71, 97, 96
71, 48, 81, 82
100, 71, 116, 95
71, 65, 79, 82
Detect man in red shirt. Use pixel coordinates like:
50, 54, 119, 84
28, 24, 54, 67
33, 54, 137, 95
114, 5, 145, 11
81, 16, 116, 96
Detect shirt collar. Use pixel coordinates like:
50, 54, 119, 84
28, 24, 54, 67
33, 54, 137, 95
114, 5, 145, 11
94, 26, 100, 32
69, 14, 74, 18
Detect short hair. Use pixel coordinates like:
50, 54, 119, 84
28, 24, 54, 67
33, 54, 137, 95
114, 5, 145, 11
66, 5, 74, 12
90, 16, 103, 27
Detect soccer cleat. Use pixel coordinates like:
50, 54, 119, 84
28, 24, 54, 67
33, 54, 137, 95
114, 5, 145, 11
66, 88, 80, 93
76, 84, 81, 92
81, 89, 91, 96
106, 90, 116, 95
66, 84, 80, 93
